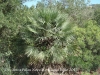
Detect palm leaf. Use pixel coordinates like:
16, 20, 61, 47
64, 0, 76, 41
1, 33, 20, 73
27, 25, 37, 33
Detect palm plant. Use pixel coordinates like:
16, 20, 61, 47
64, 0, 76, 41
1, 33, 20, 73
25, 7, 73, 67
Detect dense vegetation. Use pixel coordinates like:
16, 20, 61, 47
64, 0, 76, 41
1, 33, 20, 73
0, 0, 100, 75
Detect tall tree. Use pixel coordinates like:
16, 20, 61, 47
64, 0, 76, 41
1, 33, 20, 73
92, 4, 100, 25
59, 0, 93, 26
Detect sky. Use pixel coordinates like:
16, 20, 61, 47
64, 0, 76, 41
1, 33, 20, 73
23, 0, 100, 7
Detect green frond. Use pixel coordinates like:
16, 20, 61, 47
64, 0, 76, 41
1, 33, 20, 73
27, 25, 37, 34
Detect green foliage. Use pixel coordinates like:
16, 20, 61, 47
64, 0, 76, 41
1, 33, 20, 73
68, 20, 100, 70
0, 0, 100, 75
0, 53, 13, 75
